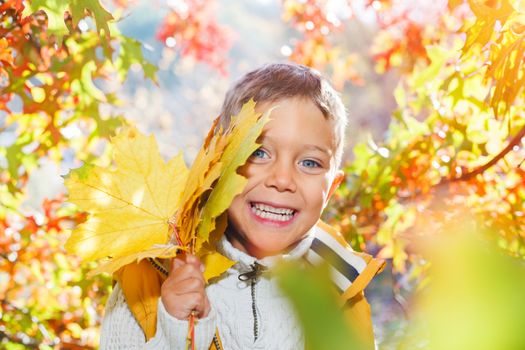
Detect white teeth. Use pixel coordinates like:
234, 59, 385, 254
251, 203, 295, 221
253, 203, 294, 215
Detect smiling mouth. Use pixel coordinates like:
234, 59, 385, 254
250, 202, 297, 222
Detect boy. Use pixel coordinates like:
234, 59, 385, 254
100, 63, 384, 349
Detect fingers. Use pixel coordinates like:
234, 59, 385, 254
169, 261, 205, 286
173, 276, 205, 294
162, 254, 209, 320
170, 254, 204, 276
187, 292, 208, 318
163, 289, 210, 319
201, 293, 211, 318
170, 255, 184, 272
190, 293, 211, 319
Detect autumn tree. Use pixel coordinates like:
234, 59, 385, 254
2, 0, 524, 348
1, 0, 155, 347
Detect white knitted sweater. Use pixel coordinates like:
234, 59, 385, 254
99, 233, 315, 350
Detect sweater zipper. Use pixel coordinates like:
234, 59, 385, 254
250, 278, 259, 341
238, 261, 266, 343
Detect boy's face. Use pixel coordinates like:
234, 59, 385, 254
227, 97, 344, 258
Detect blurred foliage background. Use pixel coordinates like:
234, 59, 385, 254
1, 0, 525, 349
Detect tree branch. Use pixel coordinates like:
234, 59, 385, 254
396, 123, 525, 205
451, 123, 525, 182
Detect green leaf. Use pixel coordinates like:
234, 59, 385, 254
393, 84, 406, 109
350, 142, 374, 174
114, 36, 158, 83
23, 0, 113, 46
5, 132, 35, 181
412, 46, 451, 89
94, 114, 126, 138
70, 0, 113, 37
6, 142, 23, 179
277, 262, 361, 350
23, 0, 69, 44
80, 61, 106, 102
65, 163, 95, 181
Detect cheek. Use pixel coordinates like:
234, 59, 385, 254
304, 177, 331, 210
229, 194, 245, 213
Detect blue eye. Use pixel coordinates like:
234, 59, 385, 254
251, 148, 268, 159
301, 159, 321, 168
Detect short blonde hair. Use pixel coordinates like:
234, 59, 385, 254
219, 62, 347, 167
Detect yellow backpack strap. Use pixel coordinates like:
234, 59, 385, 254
114, 258, 167, 341
308, 221, 385, 349
308, 220, 386, 304
209, 329, 224, 350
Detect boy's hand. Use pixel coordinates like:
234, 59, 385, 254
161, 254, 211, 320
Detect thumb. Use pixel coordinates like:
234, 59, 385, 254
169, 256, 185, 275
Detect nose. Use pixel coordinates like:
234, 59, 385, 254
264, 159, 297, 192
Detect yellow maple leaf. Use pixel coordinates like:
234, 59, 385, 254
460, 1, 524, 118
66, 100, 270, 280
65, 127, 187, 271
199, 213, 235, 282
90, 244, 181, 277
195, 100, 272, 248
174, 99, 271, 252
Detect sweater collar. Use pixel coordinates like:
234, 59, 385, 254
216, 229, 315, 273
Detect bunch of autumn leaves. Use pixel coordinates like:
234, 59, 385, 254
65, 100, 269, 281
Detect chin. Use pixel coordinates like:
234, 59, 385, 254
248, 236, 295, 258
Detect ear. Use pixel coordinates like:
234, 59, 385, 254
326, 170, 345, 202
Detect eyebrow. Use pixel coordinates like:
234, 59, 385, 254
304, 144, 332, 156
258, 136, 333, 156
